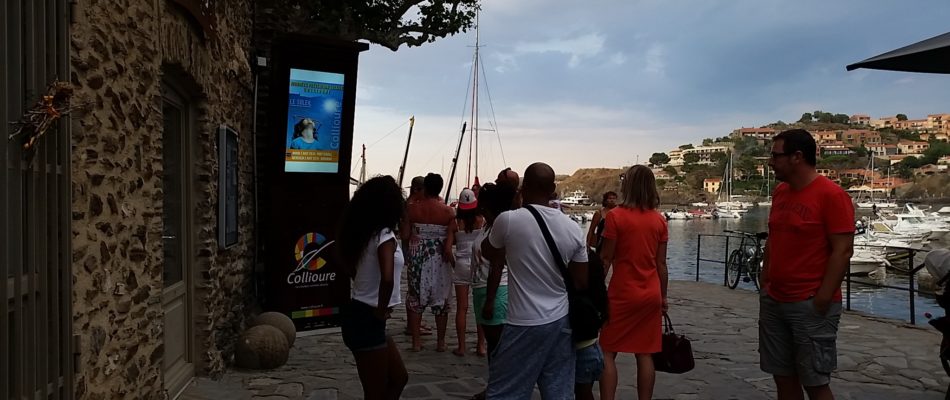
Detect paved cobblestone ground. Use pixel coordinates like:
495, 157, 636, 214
182, 280, 950, 399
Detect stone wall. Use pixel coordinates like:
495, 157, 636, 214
70, 0, 255, 398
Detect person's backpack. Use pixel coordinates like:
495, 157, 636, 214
525, 205, 608, 342
584, 248, 609, 336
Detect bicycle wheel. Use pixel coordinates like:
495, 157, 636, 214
726, 249, 743, 289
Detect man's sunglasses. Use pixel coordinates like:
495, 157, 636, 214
770, 151, 794, 159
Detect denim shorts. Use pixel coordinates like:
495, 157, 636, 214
340, 300, 388, 352
759, 295, 841, 387
575, 342, 604, 384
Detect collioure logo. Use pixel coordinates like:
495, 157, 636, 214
287, 232, 337, 285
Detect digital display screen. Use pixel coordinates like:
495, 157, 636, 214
284, 69, 344, 173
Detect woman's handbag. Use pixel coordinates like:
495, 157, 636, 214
653, 312, 695, 374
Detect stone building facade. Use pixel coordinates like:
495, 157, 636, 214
70, 0, 256, 398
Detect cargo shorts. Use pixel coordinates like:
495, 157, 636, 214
759, 294, 842, 387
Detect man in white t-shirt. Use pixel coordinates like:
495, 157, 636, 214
482, 162, 589, 399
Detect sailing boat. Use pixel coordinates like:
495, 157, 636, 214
444, 12, 506, 201
715, 151, 748, 218
856, 154, 897, 209
758, 164, 772, 207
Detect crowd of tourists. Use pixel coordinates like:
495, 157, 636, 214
338, 129, 854, 400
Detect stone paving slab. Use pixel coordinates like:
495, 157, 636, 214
181, 280, 950, 399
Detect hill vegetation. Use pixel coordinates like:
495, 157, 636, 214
557, 109, 950, 203
556, 168, 624, 205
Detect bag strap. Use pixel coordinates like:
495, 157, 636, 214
662, 312, 675, 335
524, 204, 573, 291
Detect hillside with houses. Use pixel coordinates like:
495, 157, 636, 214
558, 111, 950, 206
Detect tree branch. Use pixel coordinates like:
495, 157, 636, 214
395, 0, 421, 20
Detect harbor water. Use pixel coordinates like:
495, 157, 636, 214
581, 207, 943, 324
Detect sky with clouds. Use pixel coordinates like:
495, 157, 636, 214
351, 0, 950, 189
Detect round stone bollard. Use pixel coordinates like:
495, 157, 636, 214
249, 311, 297, 347
235, 325, 289, 370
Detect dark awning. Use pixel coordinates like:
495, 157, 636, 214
846, 31, 950, 74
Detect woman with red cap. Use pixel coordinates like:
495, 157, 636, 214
445, 188, 484, 356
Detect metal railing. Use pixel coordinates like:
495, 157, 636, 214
695, 234, 936, 324
844, 246, 933, 325
694, 233, 744, 286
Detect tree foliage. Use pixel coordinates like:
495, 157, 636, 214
852, 146, 868, 158
683, 153, 700, 165
268, 0, 479, 51
832, 113, 851, 124
920, 141, 950, 165
735, 156, 758, 179
735, 136, 767, 157
801, 110, 854, 125
817, 154, 864, 169
649, 152, 671, 166
896, 113, 908, 121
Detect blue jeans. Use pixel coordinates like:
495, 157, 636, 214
487, 315, 575, 400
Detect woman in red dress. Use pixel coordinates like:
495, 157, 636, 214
598, 165, 669, 400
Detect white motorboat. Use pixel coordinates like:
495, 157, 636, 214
714, 209, 742, 219
850, 246, 891, 276
691, 202, 708, 207
857, 201, 898, 209
561, 190, 592, 206
664, 211, 691, 220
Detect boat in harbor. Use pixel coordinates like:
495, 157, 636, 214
757, 164, 774, 207
442, 12, 508, 199
850, 244, 891, 277
561, 190, 593, 206
664, 210, 692, 220
689, 209, 714, 219
855, 157, 898, 209
714, 151, 751, 214
713, 208, 742, 219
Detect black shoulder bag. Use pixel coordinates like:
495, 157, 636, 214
653, 313, 695, 374
524, 205, 605, 342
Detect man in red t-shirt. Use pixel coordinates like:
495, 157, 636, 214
760, 129, 855, 400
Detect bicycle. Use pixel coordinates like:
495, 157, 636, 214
723, 230, 768, 291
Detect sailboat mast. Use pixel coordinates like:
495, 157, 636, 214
871, 155, 875, 202
359, 144, 367, 185
445, 122, 468, 204
466, 12, 480, 187
731, 152, 735, 199
473, 12, 480, 184
396, 116, 415, 188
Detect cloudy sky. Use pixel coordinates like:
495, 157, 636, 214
351, 0, 950, 188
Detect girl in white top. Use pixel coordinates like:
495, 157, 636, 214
338, 176, 408, 400
445, 188, 484, 357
